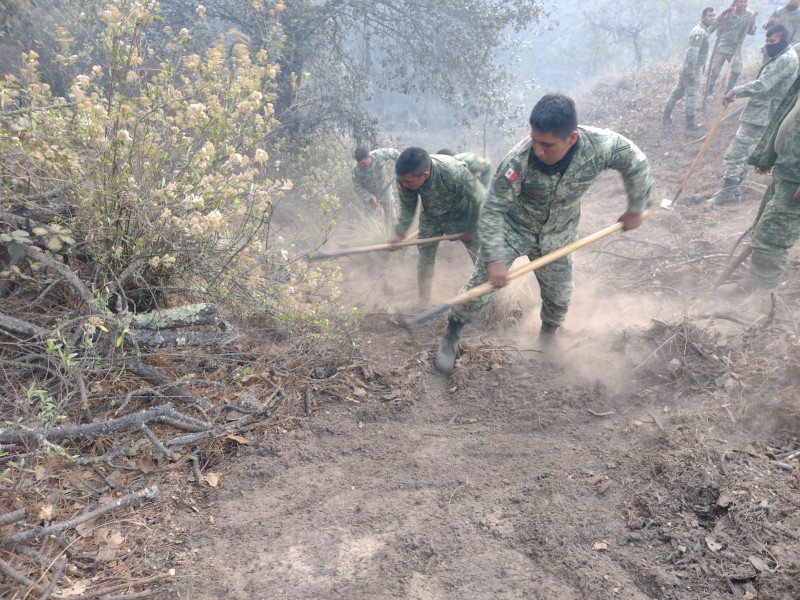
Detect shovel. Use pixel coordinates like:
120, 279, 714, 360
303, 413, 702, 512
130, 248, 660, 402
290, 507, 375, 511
306, 232, 463, 261
661, 106, 728, 210
406, 216, 645, 326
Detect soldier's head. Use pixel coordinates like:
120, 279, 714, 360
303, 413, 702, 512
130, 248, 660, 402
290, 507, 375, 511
436, 148, 456, 156
354, 146, 372, 167
766, 24, 790, 57
528, 93, 579, 166
396, 147, 431, 191
733, 0, 747, 14
789, 0, 800, 10
702, 7, 716, 25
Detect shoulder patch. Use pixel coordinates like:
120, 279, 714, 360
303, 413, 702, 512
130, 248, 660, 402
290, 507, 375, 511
504, 167, 519, 182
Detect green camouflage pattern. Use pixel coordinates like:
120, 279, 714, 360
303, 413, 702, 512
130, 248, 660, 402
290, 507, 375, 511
764, 5, 800, 44
734, 46, 799, 126
665, 22, 712, 119
723, 122, 767, 181
708, 10, 756, 90
748, 73, 800, 176
395, 155, 483, 299
352, 147, 401, 202
454, 152, 493, 188
748, 178, 800, 287
449, 127, 652, 327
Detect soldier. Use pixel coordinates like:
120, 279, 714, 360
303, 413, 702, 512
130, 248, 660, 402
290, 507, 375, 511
352, 146, 401, 234
718, 71, 800, 294
663, 7, 717, 131
389, 148, 482, 305
708, 25, 799, 206
436, 148, 493, 189
434, 93, 653, 376
763, 0, 800, 46
706, 0, 757, 98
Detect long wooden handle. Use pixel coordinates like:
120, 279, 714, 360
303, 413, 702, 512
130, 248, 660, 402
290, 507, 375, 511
406, 217, 639, 326
307, 233, 462, 260
670, 106, 729, 204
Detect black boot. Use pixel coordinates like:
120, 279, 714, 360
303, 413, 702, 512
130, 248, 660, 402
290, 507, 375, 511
435, 317, 464, 375
662, 106, 673, 126
538, 322, 559, 347
706, 178, 740, 206
686, 114, 703, 131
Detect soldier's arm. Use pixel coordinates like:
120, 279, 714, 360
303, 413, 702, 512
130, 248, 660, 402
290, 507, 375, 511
604, 134, 653, 215
733, 59, 799, 98
684, 33, 703, 73
459, 168, 483, 239
394, 183, 419, 238
478, 163, 516, 263
374, 148, 401, 162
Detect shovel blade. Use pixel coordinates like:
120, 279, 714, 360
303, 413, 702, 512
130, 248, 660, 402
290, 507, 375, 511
660, 198, 678, 210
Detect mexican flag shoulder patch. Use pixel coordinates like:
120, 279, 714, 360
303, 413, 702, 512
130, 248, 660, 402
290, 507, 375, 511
504, 167, 518, 182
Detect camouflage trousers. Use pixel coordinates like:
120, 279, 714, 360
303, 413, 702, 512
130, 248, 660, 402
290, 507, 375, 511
417, 215, 479, 301
723, 122, 766, 182
707, 51, 742, 94
747, 177, 800, 288
449, 226, 573, 327
664, 70, 701, 118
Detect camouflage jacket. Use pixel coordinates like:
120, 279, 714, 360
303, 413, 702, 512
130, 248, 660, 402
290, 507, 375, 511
749, 72, 800, 182
682, 21, 712, 75
351, 148, 401, 200
764, 5, 800, 45
395, 155, 483, 237
479, 127, 652, 262
734, 45, 799, 126
454, 152, 493, 188
712, 9, 756, 55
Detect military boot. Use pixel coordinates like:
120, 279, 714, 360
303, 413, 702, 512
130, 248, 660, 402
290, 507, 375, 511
538, 322, 559, 347
706, 178, 740, 206
435, 317, 464, 376
686, 114, 703, 131
662, 105, 673, 126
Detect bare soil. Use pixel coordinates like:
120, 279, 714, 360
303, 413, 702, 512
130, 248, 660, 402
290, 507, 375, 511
170, 65, 800, 599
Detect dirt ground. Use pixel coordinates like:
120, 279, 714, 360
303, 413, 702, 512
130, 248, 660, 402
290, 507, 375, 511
164, 66, 800, 599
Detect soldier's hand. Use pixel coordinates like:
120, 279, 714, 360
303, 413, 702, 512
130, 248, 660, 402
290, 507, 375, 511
387, 234, 403, 250
755, 166, 772, 176
487, 261, 508, 288
794, 185, 800, 203
459, 231, 474, 242
619, 212, 644, 231
722, 90, 736, 107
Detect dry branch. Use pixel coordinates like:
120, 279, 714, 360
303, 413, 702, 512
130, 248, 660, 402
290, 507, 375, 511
0, 310, 50, 339
0, 403, 209, 445
3, 486, 158, 546
0, 556, 46, 595
0, 508, 26, 527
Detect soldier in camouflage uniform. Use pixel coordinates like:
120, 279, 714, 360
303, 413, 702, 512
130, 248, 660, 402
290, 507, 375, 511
706, 0, 756, 98
763, 0, 800, 46
708, 25, 799, 206
663, 7, 717, 131
388, 147, 483, 304
434, 94, 653, 375
352, 146, 401, 235
717, 70, 800, 294
436, 149, 493, 190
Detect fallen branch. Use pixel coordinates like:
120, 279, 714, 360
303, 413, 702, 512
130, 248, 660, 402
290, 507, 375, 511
0, 508, 27, 527
0, 404, 209, 445
0, 556, 46, 596
3, 486, 158, 546
0, 310, 50, 340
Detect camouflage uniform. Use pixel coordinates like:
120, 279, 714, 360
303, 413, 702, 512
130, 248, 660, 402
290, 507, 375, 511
664, 20, 712, 126
449, 127, 652, 328
707, 9, 756, 95
722, 46, 799, 184
395, 155, 483, 301
764, 4, 800, 45
352, 148, 401, 234
454, 152, 493, 189
744, 73, 800, 288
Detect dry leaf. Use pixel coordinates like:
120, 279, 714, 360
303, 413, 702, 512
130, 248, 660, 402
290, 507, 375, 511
749, 555, 771, 572
34, 465, 46, 481
353, 387, 367, 397
38, 504, 54, 520
226, 434, 250, 445
59, 580, 89, 596
593, 541, 609, 551
203, 472, 221, 487
705, 536, 723, 552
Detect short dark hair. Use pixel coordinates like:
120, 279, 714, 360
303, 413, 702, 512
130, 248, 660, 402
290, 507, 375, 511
529, 93, 578, 140
396, 147, 431, 176
702, 7, 715, 17
766, 24, 789, 43
353, 146, 369, 161
436, 148, 455, 156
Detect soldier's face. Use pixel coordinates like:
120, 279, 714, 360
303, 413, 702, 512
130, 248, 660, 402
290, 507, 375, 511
734, 0, 747, 12
357, 156, 372, 168
765, 32, 782, 46
531, 129, 579, 165
702, 11, 716, 26
399, 171, 429, 191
